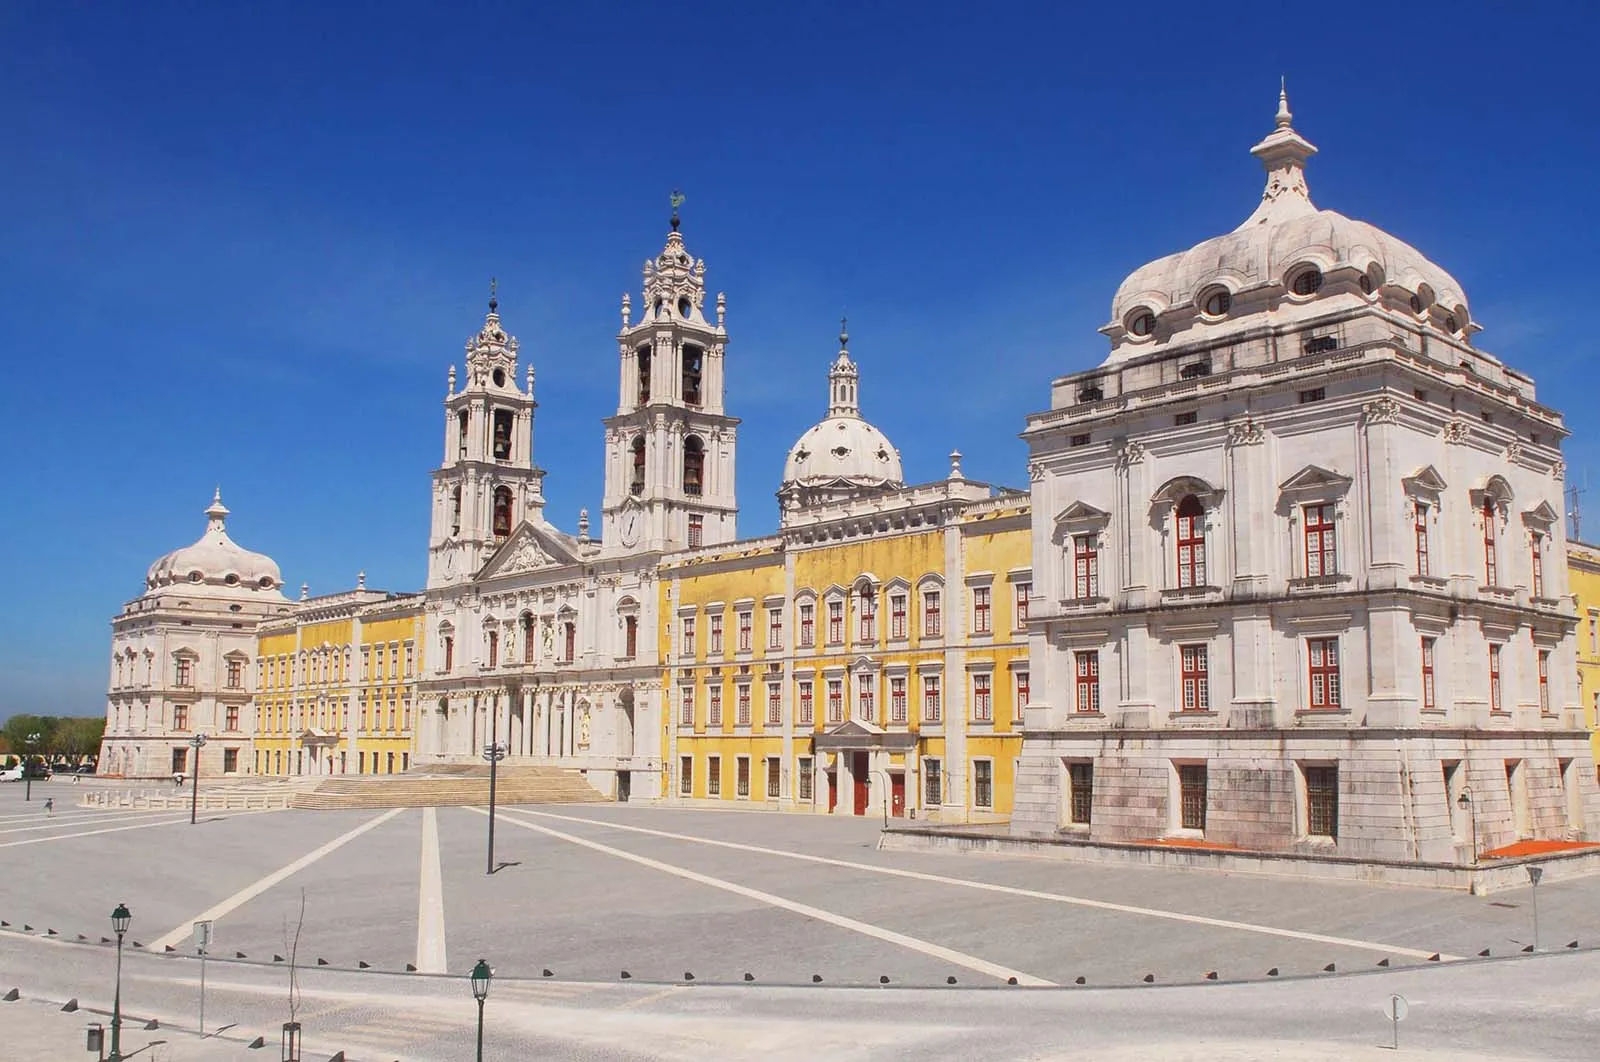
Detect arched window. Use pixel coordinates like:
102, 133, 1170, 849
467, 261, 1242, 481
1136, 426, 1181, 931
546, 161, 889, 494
683, 435, 705, 496
492, 486, 513, 539
492, 409, 514, 460
630, 436, 646, 495
451, 485, 462, 536
1176, 495, 1206, 588
682, 344, 704, 405
637, 344, 652, 404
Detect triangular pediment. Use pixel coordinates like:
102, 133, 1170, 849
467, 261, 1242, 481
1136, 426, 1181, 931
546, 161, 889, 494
478, 522, 582, 580
1403, 465, 1448, 494
1278, 464, 1353, 493
824, 718, 886, 738
1524, 500, 1560, 525
1054, 500, 1111, 526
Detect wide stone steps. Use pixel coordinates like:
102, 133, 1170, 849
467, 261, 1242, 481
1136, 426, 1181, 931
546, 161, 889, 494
290, 766, 607, 810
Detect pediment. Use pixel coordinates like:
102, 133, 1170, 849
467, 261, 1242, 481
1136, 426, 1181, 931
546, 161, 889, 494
824, 718, 886, 738
1054, 500, 1111, 526
1278, 464, 1353, 494
1402, 464, 1448, 495
478, 522, 581, 580
1524, 500, 1560, 526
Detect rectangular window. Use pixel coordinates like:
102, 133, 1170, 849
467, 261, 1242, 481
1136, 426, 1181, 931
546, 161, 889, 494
973, 760, 993, 810
688, 514, 703, 548
223, 748, 239, 774
1303, 503, 1336, 577
797, 758, 814, 801
737, 611, 752, 652
681, 617, 696, 657
1176, 500, 1206, 588
1531, 532, 1545, 598
923, 590, 942, 637
972, 587, 992, 633
679, 686, 694, 727
827, 679, 844, 724
799, 603, 815, 647
624, 616, 638, 658
1174, 410, 1198, 426
1073, 534, 1100, 599
405, 643, 415, 677
798, 681, 814, 726
1483, 500, 1498, 585
1489, 643, 1503, 712
443, 636, 454, 672
563, 622, 575, 663
1307, 638, 1341, 710
890, 593, 907, 639
767, 607, 783, 650
173, 705, 189, 731
1298, 387, 1326, 403
172, 748, 187, 775
890, 676, 908, 723
1414, 502, 1430, 576
487, 630, 498, 668
1014, 582, 1031, 626
766, 757, 780, 799
707, 756, 721, 797
858, 589, 876, 641
226, 659, 243, 689
765, 683, 780, 726
857, 678, 874, 722
1015, 671, 1030, 719
679, 756, 693, 796
1179, 763, 1207, 830
1075, 651, 1100, 713
175, 658, 192, 687
1305, 766, 1338, 838
1180, 644, 1209, 711
736, 684, 751, 726
1538, 650, 1550, 713
225, 705, 239, 731
923, 675, 942, 723
1421, 637, 1437, 710
827, 600, 843, 644
1069, 432, 1091, 447
1069, 762, 1093, 825
924, 758, 943, 806
736, 756, 750, 798
709, 686, 723, 727
972, 673, 992, 722
709, 614, 724, 654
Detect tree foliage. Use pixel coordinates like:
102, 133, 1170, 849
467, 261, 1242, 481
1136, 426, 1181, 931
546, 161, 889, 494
0, 715, 105, 760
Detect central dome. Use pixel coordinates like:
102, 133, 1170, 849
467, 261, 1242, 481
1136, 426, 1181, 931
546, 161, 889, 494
144, 490, 286, 598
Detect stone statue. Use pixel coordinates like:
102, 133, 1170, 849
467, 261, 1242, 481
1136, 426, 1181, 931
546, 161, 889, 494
578, 707, 591, 750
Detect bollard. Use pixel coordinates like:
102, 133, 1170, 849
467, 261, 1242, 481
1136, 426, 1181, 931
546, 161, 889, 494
946, 976, 956, 985
3, 988, 19, 1001
1141, 974, 1154, 984
1267, 968, 1279, 977
1075, 976, 1087, 985
1376, 958, 1390, 967
1478, 948, 1491, 957
61, 998, 79, 1012
405, 964, 417, 972
743, 973, 754, 982
1204, 972, 1217, 980
811, 974, 822, 984
1323, 963, 1336, 973
683, 972, 694, 982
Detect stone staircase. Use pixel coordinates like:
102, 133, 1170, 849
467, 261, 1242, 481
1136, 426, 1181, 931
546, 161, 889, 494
291, 764, 608, 810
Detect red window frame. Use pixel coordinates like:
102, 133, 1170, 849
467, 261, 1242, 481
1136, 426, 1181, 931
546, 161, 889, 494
1015, 671, 1030, 718
827, 600, 843, 644
972, 673, 992, 722
858, 589, 876, 641
798, 681, 814, 725
923, 676, 942, 723
1180, 644, 1209, 711
225, 705, 239, 731
1414, 502, 1430, 576
680, 685, 695, 726
1176, 496, 1206, 588
681, 617, 695, 657
1489, 643, 1503, 712
766, 683, 781, 725
736, 684, 751, 726
827, 679, 844, 723
709, 614, 723, 654
798, 603, 814, 647
890, 676, 907, 723
973, 587, 992, 633
737, 611, 752, 652
1075, 651, 1100, 713
923, 590, 942, 637
1307, 638, 1341, 710
487, 630, 498, 668
857, 680, 874, 721
1303, 503, 1336, 578
1538, 650, 1550, 713
624, 615, 638, 658
1482, 500, 1498, 585
890, 593, 907, 639
708, 686, 723, 726
1531, 532, 1545, 598
767, 608, 783, 649
1074, 534, 1099, 598
687, 514, 703, 548
1421, 637, 1436, 710
563, 622, 575, 662
1015, 582, 1031, 625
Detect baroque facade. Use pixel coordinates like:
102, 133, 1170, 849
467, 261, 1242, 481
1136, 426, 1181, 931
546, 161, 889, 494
663, 327, 1030, 818
1568, 539, 1600, 763
1011, 90, 1600, 859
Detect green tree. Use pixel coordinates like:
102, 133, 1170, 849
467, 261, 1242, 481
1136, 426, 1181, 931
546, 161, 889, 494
53, 717, 106, 760
0, 714, 58, 762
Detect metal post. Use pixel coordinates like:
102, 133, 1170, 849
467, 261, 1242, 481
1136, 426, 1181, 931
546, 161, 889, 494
110, 934, 124, 1061
475, 996, 485, 1062
1528, 864, 1543, 949
188, 734, 207, 825
487, 692, 499, 876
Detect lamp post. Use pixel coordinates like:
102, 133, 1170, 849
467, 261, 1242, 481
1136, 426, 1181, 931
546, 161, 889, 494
1457, 787, 1478, 866
109, 903, 131, 1062
188, 733, 208, 825
479, 671, 513, 875
1526, 863, 1544, 950
24, 731, 41, 801
470, 958, 492, 1062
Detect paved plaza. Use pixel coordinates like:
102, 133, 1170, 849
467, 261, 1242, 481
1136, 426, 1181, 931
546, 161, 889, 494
2, 781, 1598, 1059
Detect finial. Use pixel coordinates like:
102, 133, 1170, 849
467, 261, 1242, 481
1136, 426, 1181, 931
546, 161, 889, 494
447, 364, 456, 395
488, 277, 499, 314
621, 292, 631, 327
839, 316, 849, 350
357, 570, 366, 590
949, 450, 964, 481
204, 488, 230, 529
578, 508, 591, 542
300, 582, 309, 601
716, 292, 726, 327
525, 363, 535, 397
669, 189, 685, 231
1276, 76, 1292, 128
212, 485, 222, 505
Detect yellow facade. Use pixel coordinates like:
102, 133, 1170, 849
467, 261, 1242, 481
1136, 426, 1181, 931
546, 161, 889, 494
1568, 539, 1600, 764
253, 590, 424, 776
662, 483, 1031, 820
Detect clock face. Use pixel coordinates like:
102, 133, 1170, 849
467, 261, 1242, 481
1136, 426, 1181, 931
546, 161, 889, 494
619, 511, 640, 547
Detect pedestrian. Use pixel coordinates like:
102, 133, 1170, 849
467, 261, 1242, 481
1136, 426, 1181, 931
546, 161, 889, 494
43, 797, 54, 817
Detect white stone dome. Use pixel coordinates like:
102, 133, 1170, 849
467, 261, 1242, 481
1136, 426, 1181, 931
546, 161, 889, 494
1108, 88, 1472, 346
144, 490, 286, 597
783, 413, 905, 486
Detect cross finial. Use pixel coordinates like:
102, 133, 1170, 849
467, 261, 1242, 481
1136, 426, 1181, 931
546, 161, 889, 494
670, 189, 685, 231
488, 276, 498, 314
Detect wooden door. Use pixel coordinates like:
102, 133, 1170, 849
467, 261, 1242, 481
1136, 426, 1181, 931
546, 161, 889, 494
852, 752, 869, 816
890, 772, 905, 817
827, 771, 838, 812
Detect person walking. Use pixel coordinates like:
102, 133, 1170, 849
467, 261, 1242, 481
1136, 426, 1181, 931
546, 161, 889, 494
42, 797, 54, 817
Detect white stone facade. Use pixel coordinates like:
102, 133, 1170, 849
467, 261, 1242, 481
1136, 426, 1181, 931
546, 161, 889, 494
100, 492, 292, 779
1011, 91, 1600, 860
416, 218, 737, 798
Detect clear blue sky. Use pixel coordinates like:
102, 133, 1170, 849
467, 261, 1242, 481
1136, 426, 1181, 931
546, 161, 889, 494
3, 1, 1597, 721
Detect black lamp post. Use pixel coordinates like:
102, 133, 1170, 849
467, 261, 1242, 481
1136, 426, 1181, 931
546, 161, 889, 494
24, 731, 41, 801
480, 672, 512, 875
1457, 787, 1478, 866
109, 902, 131, 1062
470, 958, 492, 1062
188, 733, 208, 825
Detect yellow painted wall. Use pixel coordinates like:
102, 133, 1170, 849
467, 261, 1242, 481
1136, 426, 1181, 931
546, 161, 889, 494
1569, 540, 1600, 764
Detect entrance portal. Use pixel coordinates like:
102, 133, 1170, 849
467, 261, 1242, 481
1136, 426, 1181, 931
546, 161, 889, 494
852, 752, 869, 816
891, 771, 905, 817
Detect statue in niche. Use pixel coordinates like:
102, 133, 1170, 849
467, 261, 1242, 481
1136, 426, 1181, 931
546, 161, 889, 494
578, 706, 592, 750
541, 622, 554, 657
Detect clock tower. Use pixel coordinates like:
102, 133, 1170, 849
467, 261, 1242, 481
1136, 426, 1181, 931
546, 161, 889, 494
601, 205, 739, 554
428, 289, 546, 589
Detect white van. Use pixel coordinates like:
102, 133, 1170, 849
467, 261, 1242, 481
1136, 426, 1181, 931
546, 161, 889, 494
0, 766, 23, 783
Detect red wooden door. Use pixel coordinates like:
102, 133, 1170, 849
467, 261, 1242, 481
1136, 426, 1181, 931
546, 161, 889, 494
852, 752, 869, 816
827, 771, 838, 812
890, 772, 905, 817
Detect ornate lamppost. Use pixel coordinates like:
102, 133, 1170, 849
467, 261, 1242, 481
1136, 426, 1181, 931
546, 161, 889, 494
24, 731, 41, 801
188, 733, 208, 825
109, 902, 131, 1061
1457, 787, 1479, 866
470, 958, 492, 1061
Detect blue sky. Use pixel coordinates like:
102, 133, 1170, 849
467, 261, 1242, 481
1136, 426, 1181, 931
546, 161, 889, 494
3, 1, 1597, 720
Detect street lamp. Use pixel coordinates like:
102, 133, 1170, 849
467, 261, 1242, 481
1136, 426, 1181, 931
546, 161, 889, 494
1457, 788, 1479, 866
470, 958, 492, 1062
188, 733, 208, 825
109, 902, 131, 1062
24, 731, 41, 802
479, 671, 514, 875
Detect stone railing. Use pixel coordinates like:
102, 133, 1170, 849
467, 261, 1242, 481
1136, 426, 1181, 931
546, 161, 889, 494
77, 789, 294, 811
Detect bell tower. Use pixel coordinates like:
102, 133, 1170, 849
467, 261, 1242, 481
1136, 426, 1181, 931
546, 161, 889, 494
428, 286, 546, 589
601, 199, 739, 554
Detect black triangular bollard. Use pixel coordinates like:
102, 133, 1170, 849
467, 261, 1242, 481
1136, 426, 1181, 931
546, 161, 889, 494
164, 945, 175, 953
1377, 958, 1390, 967
236, 951, 247, 959
683, 972, 694, 981
328, 1053, 345, 1061
946, 976, 957, 985
1267, 968, 1279, 977
878, 975, 889, 985
316, 958, 329, 966
542, 968, 553, 977
132, 942, 143, 948
144, 1018, 159, 1029
743, 972, 754, 982
811, 974, 822, 983
3, 988, 19, 1001
1521, 944, 1534, 953
1428, 953, 1441, 962
247, 1036, 265, 1049
76, 934, 86, 941
1142, 974, 1155, 983
1075, 976, 1088, 985
358, 961, 371, 969
1323, 963, 1336, 972
60, 998, 78, 1012
46, 929, 57, 937
1478, 948, 1491, 957
1007, 976, 1019, 985
101, 937, 110, 944
620, 970, 631, 979
274, 955, 285, 963
0, 921, 9, 927
405, 964, 417, 972
21, 925, 31, 932
1567, 940, 1580, 949
1204, 971, 1217, 980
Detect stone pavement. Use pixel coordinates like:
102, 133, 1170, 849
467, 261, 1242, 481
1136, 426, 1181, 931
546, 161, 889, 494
1, 991, 267, 1062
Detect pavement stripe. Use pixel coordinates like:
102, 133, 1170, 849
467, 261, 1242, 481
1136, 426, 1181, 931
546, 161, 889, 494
0, 814, 197, 848
0, 809, 191, 836
416, 807, 448, 974
466, 806, 1055, 986
507, 808, 1461, 963
149, 808, 406, 951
